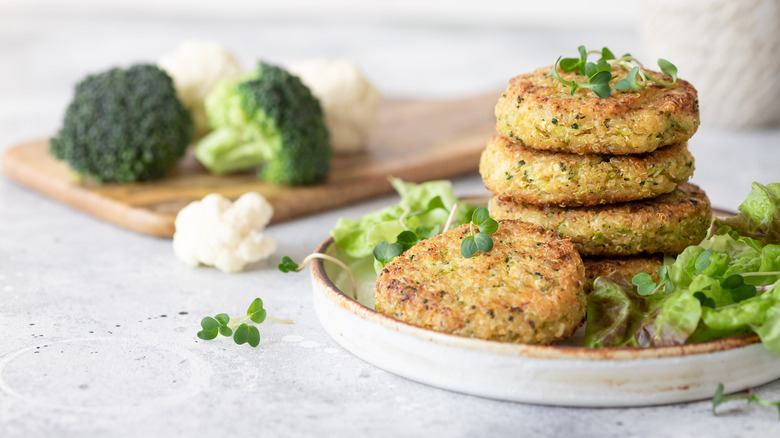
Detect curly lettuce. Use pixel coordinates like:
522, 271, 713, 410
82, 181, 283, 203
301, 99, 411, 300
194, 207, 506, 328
331, 177, 474, 260
711, 182, 780, 245
586, 182, 780, 355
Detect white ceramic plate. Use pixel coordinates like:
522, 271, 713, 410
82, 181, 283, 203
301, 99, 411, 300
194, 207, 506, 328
310, 234, 780, 408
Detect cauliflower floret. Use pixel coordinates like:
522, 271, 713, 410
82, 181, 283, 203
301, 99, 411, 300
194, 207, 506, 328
173, 192, 276, 273
286, 58, 382, 154
158, 40, 244, 139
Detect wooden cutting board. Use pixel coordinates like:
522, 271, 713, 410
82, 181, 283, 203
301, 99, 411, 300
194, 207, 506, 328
2, 93, 498, 238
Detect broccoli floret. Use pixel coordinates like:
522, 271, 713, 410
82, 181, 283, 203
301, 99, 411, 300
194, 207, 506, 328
50, 64, 193, 183
195, 61, 331, 185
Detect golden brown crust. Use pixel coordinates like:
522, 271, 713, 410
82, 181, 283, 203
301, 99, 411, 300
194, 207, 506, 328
583, 254, 666, 292
488, 183, 711, 256
479, 135, 694, 207
495, 65, 700, 155
374, 220, 586, 344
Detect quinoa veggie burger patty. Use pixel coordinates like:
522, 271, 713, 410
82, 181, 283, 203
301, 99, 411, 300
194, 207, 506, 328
480, 135, 694, 207
583, 254, 665, 292
489, 183, 711, 256
494, 65, 700, 155
374, 220, 586, 344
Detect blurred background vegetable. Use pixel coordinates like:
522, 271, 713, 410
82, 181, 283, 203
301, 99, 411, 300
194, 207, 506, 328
195, 61, 331, 185
49, 64, 193, 183
158, 40, 244, 139
287, 58, 382, 154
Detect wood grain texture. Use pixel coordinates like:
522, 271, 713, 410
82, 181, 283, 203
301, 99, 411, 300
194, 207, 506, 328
2, 93, 498, 238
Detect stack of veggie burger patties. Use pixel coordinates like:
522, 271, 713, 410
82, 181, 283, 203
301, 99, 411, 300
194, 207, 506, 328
480, 55, 711, 290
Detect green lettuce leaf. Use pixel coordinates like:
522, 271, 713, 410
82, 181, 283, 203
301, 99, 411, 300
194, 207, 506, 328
698, 279, 780, 353
753, 292, 780, 355
585, 270, 705, 348
585, 272, 659, 347
712, 182, 780, 245
331, 206, 405, 258
389, 177, 458, 216
587, 182, 780, 354
330, 177, 475, 271
757, 245, 780, 285
642, 289, 702, 346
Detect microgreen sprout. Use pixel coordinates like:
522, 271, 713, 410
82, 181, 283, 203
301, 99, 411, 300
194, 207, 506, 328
721, 274, 757, 302
460, 207, 499, 258
197, 298, 291, 348
694, 249, 713, 274
443, 202, 460, 233
633, 264, 676, 296
712, 383, 780, 420
631, 260, 778, 304
373, 241, 404, 266
735, 271, 780, 293
631, 272, 659, 296
373, 202, 461, 269
548, 45, 679, 98
693, 291, 716, 308
279, 254, 357, 299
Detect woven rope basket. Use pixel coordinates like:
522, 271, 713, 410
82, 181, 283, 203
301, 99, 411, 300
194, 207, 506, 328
640, 0, 780, 128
